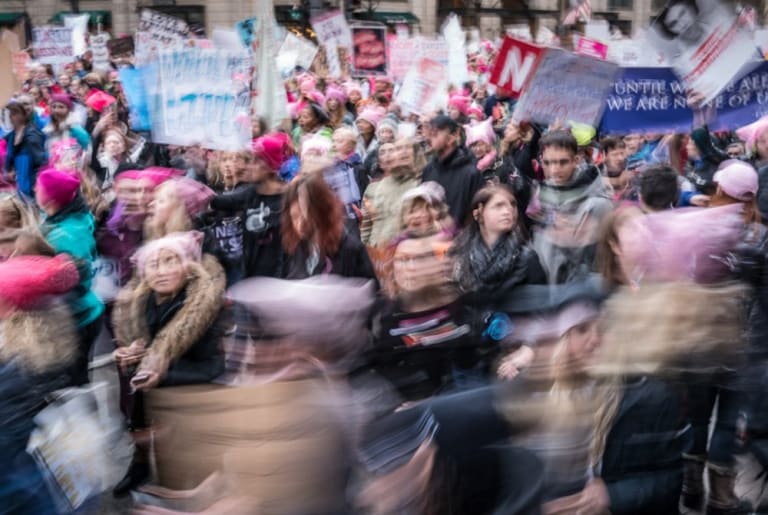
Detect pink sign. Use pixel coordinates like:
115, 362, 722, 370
575, 36, 608, 60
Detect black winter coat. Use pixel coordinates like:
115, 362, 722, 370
600, 377, 691, 515
282, 230, 377, 281
422, 145, 484, 225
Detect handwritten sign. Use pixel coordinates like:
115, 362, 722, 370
135, 9, 189, 64
33, 26, 74, 64
311, 9, 351, 78
91, 34, 111, 71
108, 36, 134, 57
397, 58, 449, 116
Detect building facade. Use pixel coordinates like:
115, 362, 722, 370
0, 0, 762, 46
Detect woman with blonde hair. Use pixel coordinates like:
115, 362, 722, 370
0, 193, 36, 229
144, 177, 215, 241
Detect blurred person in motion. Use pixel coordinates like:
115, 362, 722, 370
43, 93, 90, 156
465, 119, 505, 184
207, 135, 287, 279
598, 137, 634, 203
36, 168, 104, 386
528, 130, 613, 284
736, 116, 768, 219
133, 275, 377, 514
111, 231, 226, 496
638, 164, 680, 213
0, 255, 80, 514
280, 172, 375, 280
327, 126, 367, 230
422, 115, 484, 224
361, 137, 424, 248
3, 99, 46, 201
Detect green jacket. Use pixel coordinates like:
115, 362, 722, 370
41, 195, 104, 328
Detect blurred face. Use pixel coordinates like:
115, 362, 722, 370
479, 192, 517, 237
727, 142, 745, 159
356, 119, 375, 137
393, 238, 450, 294
428, 128, 455, 155
8, 109, 25, 128
470, 140, 492, 160
756, 131, 768, 161
665, 3, 696, 36
148, 185, 178, 224
377, 142, 397, 173
564, 319, 601, 368
541, 146, 577, 185
349, 91, 361, 104
405, 199, 434, 234
327, 98, 340, 111
623, 134, 643, 155
604, 146, 627, 174
393, 139, 415, 171
448, 105, 462, 120
116, 179, 153, 216
246, 158, 272, 183
220, 153, 245, 184
50, 101, 69, 121
104, 133, 126, 157
29, 88, 40, 102
298, 106, 318, 132
331, 133, 356, 157
378, 127, 395, 144
144, 249, 187, 297
58, 74, 71, 88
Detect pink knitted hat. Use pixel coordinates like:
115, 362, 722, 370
465, 119, 496, 147
356, 106, 386, 129
132, 231, 204, 277
165, 177, 215, 218
36, 167, 80, 207
448, 95, 471, 116
0, 254, 79, 311
325, 85, 347, 105
253, 134, 289, 172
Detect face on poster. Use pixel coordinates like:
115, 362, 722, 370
352, 25, 387, 77
647, 0, 755, 101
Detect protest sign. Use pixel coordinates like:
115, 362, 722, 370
0, 40, 18, 106
755, 29, 768, 58
647, 0, 756, 102
108, 36, 134, 57
442, 14, 469, 87
212, 28, 245, 51
351, 25, 387, 77
311, 9, 352, 78
277, 32, 318, 73
235, 17, 257, 50
514, 49, 619, 126
91, 33, 111, 71
388, 37, 419, 80
252, 0, 289, 129
118, 68, 151, 131
600, 61, 768, 134
33, 26, 74, 65
145, 48, 251, 150
585, 20, 611, 42
12, 50, 30, 81
135, 9, 189, 64
576, 36, 608, 60
489, 36, 544, 97
418, 37, 450, 67
397, 58, 449, 116
63, 14, 89, 56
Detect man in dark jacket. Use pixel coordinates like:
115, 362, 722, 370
422, 115, 483, 225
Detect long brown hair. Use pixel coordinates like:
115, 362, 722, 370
595, 207, 642, 288
281, 172, 343, 258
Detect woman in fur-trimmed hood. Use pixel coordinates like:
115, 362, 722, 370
110, 231, 226, 497
112, 231, 226, 389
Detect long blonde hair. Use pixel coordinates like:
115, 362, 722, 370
143, 183, 194, 240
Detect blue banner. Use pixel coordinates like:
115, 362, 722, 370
118, 67, 151, 132
600, 61, 768, 135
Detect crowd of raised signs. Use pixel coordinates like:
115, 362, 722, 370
6, 10, 768, 515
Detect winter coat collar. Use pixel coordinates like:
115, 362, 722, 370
113, 254, 225, 377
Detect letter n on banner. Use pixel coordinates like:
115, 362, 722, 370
489, 36, 545, 98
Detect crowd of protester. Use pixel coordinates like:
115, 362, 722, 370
3, 46, 768, 515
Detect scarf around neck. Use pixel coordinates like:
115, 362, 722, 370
457, 232, 528, 293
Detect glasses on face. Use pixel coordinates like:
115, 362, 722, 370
542, 158, 572, 168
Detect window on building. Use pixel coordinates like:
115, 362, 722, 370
607, 0, 633, 10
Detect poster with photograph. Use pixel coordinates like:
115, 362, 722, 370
396, 58, 449, 116
91, 34, 111, 71
647, 0, 757, 102
351, 25, 387, 77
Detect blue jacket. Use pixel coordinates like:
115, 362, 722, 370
4, 126, 47, 197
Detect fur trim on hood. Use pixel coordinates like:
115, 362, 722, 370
0, 301, 78, 373
113, 254, 225, 378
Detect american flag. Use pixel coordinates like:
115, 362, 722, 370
563, 0, 592, 25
